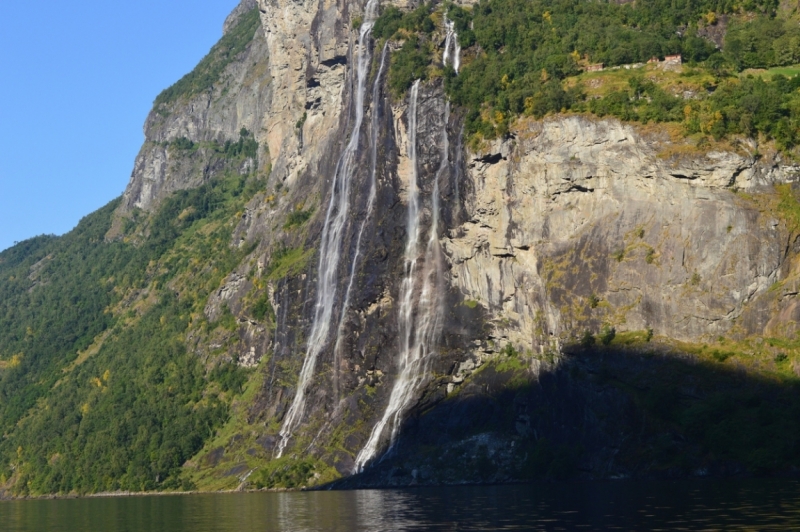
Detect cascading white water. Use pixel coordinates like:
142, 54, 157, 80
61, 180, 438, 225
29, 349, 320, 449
275, 0, 380, 458
333, 42, 389, 400
443, 15, 461, 73
354, 82, 448, 472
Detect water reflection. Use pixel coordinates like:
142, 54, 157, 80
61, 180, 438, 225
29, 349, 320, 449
2, 479, 800, 531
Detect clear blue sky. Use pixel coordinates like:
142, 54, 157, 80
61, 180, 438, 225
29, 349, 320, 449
0, 0, 241, 252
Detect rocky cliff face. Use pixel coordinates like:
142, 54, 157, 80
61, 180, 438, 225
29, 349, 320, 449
112, 6, 271, 220
448, 116, 800, 353
113, 0, 800, 487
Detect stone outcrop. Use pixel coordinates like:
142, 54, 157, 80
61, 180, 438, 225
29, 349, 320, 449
114, 2, 271, 217
224, 0, 258, 34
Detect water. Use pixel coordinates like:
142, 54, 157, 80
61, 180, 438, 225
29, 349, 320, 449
355, 81, 422, 471
333, 42, 389, 401
275, 0, 380, 457
355, 83, 447, 472
443, 15, 461, 73
4, 480, 800, 531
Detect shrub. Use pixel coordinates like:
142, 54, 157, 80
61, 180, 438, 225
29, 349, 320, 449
501, 343, 519, 357
389, 35, 431, 96
580, 331, 596, 347
283, 208, 314, 229
251, 292, 275, 322
599, 325, 616, 346
712, 349, 731, 362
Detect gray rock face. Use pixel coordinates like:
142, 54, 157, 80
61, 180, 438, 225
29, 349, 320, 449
445, 117, 798, 350
224, 0, 259, 34
448, 116, 800, 349
115, 6, 271, 217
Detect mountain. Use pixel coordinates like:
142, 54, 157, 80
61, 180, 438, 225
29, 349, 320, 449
2, 0, 800, 496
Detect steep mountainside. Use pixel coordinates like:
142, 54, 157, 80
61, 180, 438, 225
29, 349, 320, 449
2, 0, 800, 496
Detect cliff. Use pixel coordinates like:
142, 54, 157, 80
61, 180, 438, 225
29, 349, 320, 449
2, 0, 800, 496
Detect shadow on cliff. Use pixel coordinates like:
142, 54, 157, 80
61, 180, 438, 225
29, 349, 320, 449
327, 342, 800, 489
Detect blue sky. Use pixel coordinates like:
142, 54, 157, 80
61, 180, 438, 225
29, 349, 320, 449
0, 0, 240, 252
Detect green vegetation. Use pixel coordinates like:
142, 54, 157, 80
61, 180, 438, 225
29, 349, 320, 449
265, 245, 314, 280
0, 167, 267, 495
221, 128, 259, 159
210, 363, 252, 395
776, 183, 800, 233
154, 9, 261, 108
251, 292, 275, 322
520, 438, 580, 480
443, 0, 717, 135
462, 299, 479, 309
724, 15, 800, 71
283, 207, 314, 229
501, 343, 519, 357
251, 457, 318, 489
371, 4, 439, 95
580, 330, 595, 347
373, 0, 800, 151
628, 349, 800, 473
372, 4, 436, 41
390, 35, 434, 96
171, 128, 258, 161
599, 325, 616, 346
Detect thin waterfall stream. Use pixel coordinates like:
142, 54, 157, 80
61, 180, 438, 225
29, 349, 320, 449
333, 42, 389, 400
443, 15, 461, 73
276, 0, 380, 458
354, 82, 448, 472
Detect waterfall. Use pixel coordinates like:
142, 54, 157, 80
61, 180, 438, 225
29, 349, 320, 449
333, 42, 389, 400
443, 15, 461, 73
275, 0, 380, 458
354, 82, 448, 472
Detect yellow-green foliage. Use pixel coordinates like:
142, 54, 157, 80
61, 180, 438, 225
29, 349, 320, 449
609, 330, 654, 346
776, 183, 800, 233
266, 246, 314, 280
672, 335, 800, 380
462, 299, 480, 309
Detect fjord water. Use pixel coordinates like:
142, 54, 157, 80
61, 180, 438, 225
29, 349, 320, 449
4, 480, 800, 531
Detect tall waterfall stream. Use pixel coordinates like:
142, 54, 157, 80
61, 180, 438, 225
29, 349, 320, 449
276, 0, 381, 458
278, 4, 459, 464
333, 42, 389, 400
355, 82, 449, 472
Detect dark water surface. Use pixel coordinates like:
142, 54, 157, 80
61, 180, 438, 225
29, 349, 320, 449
2, 479, 800, 531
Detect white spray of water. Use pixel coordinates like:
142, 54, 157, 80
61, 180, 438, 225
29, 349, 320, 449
354, 83, 448, 472
276, 0, 380, 458
333, 42, 389, 400
443, 15, 461, 73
